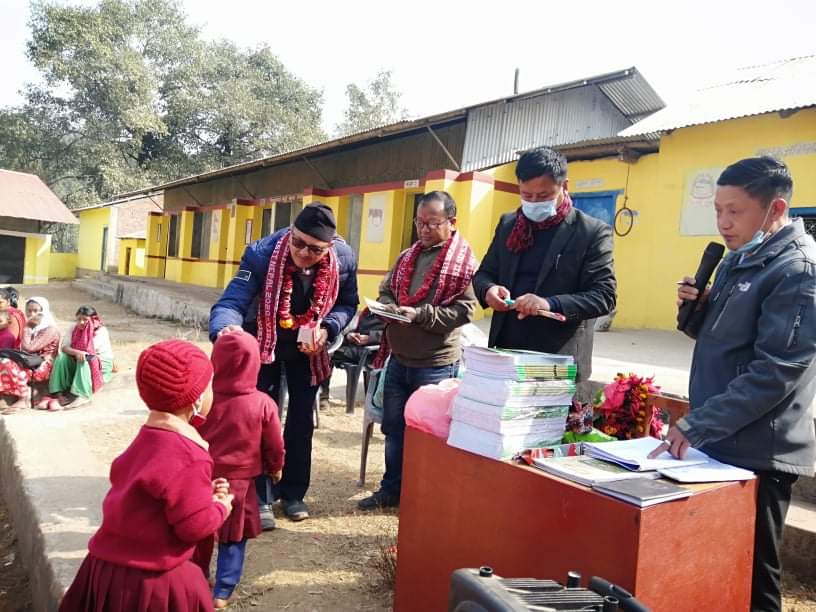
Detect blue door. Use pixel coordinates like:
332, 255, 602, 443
571, 191, 620, 226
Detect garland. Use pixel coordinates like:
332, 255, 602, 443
277, 254, 333, 330
394, 237, 453, 306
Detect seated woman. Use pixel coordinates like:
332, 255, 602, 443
48, 305, 114, 410
0, 287, 26, 349
0, 297, 62, 413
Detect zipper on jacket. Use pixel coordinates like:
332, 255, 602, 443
710, 284, 736, 332
787, 306, 803, 349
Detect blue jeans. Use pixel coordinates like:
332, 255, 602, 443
380, 358, 459, 497
213, 539, 247, 599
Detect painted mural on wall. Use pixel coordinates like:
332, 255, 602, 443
680, 168, 723, 236
366, 194, 386, 243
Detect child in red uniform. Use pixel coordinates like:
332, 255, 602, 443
194, 330, 285, 608
60, 339, 233, 612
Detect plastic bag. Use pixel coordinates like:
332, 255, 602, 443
405, 378, 460, 439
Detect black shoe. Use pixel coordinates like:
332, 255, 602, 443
319, 397, 330, 410
282, 499, 309, 521
357, 490, 400, 510
259, 504, 276, 531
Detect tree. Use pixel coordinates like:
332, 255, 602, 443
335, 70, 408, 137
0, 0, 326, 250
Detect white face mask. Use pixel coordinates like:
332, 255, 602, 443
521, 199, 557, 222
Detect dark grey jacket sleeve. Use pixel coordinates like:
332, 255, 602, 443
550, 223, 616, 321
678, 262, 816, 446
472, 220, 502, 307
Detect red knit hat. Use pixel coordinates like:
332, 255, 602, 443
136, 340, 213, 412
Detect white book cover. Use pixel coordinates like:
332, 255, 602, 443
658, 459, 756, 483
451, 397, 567, 436
584, 437, 711, 472
458, 372, 575, 407
447, 421, 563, 460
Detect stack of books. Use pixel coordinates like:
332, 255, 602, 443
446, 347, 576, 460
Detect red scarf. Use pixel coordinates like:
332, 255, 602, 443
71, 315, 105, 392
257, 230, 340, 385
506, 192, 573, 253
373, 231, 476, 368
7, 307, 26, 349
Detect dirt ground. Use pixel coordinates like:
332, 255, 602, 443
2, 282, 397, 611
0, 281, 814, 611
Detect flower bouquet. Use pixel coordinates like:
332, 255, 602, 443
595, 373, 663, 440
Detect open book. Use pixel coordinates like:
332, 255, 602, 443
364, 297, 411, 323
583, 437, 710, 472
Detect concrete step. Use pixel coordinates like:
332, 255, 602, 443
73, 277, 212, 330
782, 499, 816, 584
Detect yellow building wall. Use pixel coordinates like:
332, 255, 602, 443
23, 235, 51, 284
77, 208, 111, 271
49, 253, 77, 279
354, 190, 407, 301
624, 109, 816, 329
117, 238, 147, 277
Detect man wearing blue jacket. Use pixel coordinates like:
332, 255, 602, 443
657, 157, 816, 612
210, 203, 358, 523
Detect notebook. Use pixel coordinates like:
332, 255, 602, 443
592, 478, 693, 507
583, 437, 710, 472
451, 397, 568, 436
457, 372, 576, 407
463, 347, 576, 380
447, 421, 564, 460
532, 455, 660, 487
364, 297, 411, 322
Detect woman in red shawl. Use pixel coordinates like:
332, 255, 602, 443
47, 305, 114, 410
0, 287, 26, 349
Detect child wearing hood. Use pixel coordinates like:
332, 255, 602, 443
195, 329, 285, 608
59, 339, 233, 611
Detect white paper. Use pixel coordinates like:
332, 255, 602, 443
658, 460, 756, 483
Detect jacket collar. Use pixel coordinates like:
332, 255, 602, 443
734, 218, 806, 270
145, 410, 209, 450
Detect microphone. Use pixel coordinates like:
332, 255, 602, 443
677, 241, 725, 332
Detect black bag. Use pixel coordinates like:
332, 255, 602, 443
0, 349, 44, 370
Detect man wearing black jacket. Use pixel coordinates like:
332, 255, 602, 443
472, 147, 616, 400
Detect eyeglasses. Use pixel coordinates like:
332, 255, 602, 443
414, 218, 450, 231
291, 234, 330, 256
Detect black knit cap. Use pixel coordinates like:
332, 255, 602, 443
294, 203, 336, 242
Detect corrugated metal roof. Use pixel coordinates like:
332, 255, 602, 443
99, 66, 664, 202
461, 68, 665, 171
462, 86, 633, 170
0, 170, 78, 224
620, 55, 816, 137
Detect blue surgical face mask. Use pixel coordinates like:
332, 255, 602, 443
731, 203, 774, 255
521, 199, 557, 222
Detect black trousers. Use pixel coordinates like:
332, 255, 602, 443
752, 470, 798, 612
256, 352, 319, 502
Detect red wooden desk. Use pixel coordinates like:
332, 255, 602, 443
394, 427, 756, 612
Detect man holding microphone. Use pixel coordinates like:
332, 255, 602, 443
654, 157, 816, 612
